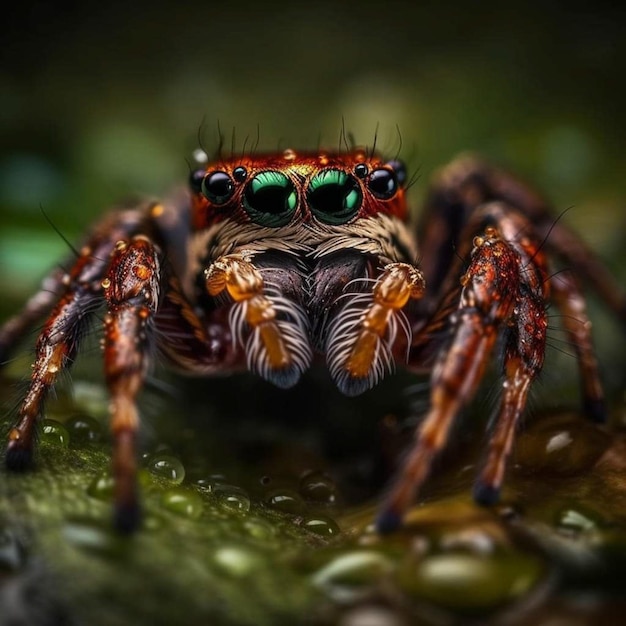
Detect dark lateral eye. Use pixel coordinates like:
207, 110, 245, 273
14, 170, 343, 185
201, 171, 234, 205
189, 169, 206, 194
243, 171, 298, 227
354, 163, 368, 179
367, 168, 398, 199
233, 166, 247, 183
386, 159, 407, 186
307, 169, 362, 225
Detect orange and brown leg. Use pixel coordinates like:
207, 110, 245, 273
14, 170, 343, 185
550, 271, 606, 422
102, 236, 161, 532
419, 154, 626, 325
5, 264, 101, 468
4, 210, 151, 466
377, 228, 522, 532
474, 285, 547, 504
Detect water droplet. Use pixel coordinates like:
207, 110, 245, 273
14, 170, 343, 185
41, 419, 70, 448
212, 545, 264, 577
302, 515, 340, 538
212, 483, 251, 513
194, 473, 228, 493
66, 414, 103, 445
395, 551, 544, 611
311, 551, 394, 602
265, 489, 306, 515
299, 470, 338, 504
515, 413, 610, 475
161, 488, 203, 519
87, 471, 115, 501
147, 454, 185, 484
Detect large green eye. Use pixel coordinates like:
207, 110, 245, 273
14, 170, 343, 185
243, 171, 298, 227
307, 169, 362, 225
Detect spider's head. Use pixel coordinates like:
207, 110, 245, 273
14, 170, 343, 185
189, 149, 409, 231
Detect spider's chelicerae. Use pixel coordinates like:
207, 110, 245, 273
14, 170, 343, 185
1, 147, 624, 532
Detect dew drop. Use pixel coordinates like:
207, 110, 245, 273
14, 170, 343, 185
302, 515, 340, 537
66, 414, 103, 445
87, 471, 115, 501
212, 483, 251, 513
41, 419, 70, 448
212, 545, 264, 577
299, 470, 338, 504
161, 488, 203, 519
311, 551, 394, 602
265, 489, 306, 515
147, 454, 186, 484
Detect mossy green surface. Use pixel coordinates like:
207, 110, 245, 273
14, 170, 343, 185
2, 373, 626, 625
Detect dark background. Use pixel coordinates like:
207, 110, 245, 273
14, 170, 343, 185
1, 1, 625, 361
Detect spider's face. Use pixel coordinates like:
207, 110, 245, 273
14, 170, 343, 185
189, 149, 409, 231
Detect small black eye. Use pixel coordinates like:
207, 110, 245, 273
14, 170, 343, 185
386, 159, 407, 186
189, 169, 206, 194
354, 163, 368, 179
367, 168, 398, 200
233, 166, 248, 183
243, 171, 298, 227
307, 169, 362, 225
201, 171, 234, 205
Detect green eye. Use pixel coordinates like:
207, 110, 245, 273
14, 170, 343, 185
243, 171, 298, 227
307, 169, 362, 225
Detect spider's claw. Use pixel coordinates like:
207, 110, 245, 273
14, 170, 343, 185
374, 507, 403, 535
582, 396, 607, 424
472, 480, 501, 507
5, 433, 35, 472
113, 499, 142, 534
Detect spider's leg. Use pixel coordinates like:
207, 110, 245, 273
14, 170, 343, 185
4, 208, 153, 468
102, 236, 160, 532
419, 154, 626, 325
377, 227, 521, 533
550, 271, 606, 422
0, 266, 66, 365
474, 265, 547, 504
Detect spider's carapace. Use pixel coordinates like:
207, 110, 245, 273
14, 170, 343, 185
1, 146, 624, 533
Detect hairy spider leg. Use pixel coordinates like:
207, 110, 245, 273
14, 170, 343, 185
102, 236, 160, 532
377, 227, 530, 533
418, 154, 626, 326
415, 158, 614, 422
0, 266, 67, 364
4, 209, 152, 469
550, 272, 606, 422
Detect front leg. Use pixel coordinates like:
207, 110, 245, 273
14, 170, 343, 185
4, 208, 154, 468
377, 228, 531, 533
102, 236, 160, 532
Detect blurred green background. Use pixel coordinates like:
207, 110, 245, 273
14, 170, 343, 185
1, 0, 625, 345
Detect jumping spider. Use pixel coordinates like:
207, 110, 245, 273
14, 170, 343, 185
1, 147, 624, 532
